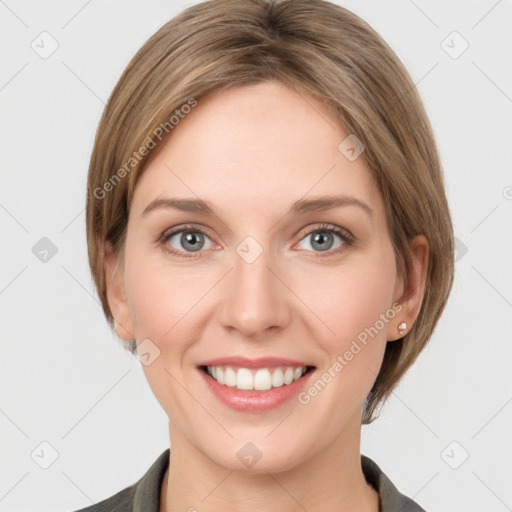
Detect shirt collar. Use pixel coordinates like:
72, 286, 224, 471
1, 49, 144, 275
133, 449, 425, 512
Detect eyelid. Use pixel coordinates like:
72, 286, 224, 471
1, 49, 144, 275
158, 223, 218, 255
159, 222, 354, 258
160, 223, 216, 242
294, 222, 354, 245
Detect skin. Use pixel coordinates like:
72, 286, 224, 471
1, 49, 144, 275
104, 80, 429, 512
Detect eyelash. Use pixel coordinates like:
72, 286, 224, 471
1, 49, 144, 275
158, 223, 354, 259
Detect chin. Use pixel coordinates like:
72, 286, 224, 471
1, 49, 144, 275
201, 436, 310, 475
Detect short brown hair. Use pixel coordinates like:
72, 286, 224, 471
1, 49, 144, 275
86, 0, 454, 423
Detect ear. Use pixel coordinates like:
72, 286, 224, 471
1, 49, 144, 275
387, 235, 430, 341
103, 240, 135, 342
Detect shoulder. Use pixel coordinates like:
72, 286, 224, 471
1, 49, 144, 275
69, 484, 136, 512
68, 448, 170, 512
361, 455, 428, 512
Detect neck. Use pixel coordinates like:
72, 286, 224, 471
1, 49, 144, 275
160, 416, 379, 512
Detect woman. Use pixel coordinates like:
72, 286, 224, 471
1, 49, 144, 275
79, 0, 454, 510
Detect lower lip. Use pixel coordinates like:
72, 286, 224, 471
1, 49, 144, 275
198, 367, 315, 412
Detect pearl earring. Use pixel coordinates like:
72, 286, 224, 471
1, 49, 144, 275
398, 322, 407, 336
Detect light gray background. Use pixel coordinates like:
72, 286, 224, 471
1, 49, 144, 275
1, 1, 511, 511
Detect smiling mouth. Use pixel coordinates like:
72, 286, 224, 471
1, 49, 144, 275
199, 364, 316, 392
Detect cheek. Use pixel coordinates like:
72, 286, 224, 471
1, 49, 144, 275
300, 245, 397, 358
124, 256, 201, 415
125, 233, 397, 353
124, 248, 202, 342
293, 249, 397, 429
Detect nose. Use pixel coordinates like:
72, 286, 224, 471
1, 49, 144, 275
218, 244, 291, 338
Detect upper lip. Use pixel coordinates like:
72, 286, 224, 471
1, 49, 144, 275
197, 356, 315, 369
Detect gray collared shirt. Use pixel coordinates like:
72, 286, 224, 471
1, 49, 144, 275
71, 449, 426, 512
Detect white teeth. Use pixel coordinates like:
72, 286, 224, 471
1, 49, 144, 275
205, 365, 308, 391
237, 368, 253, 390
224, 367, 237, 387
254, 369, 272, 391
283, 367, 294, 385
271, 368, 284, 388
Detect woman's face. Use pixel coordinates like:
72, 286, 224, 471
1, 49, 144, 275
109, 80, 409, 472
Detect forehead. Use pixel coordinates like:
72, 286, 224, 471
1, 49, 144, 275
131, 81, 383, 221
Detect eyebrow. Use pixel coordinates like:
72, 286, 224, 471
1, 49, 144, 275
141, 195, 373, 219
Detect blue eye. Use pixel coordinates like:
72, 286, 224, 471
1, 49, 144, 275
161, 226, 214, 258
297, 224, 353, 256
159, 222, 353, 259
